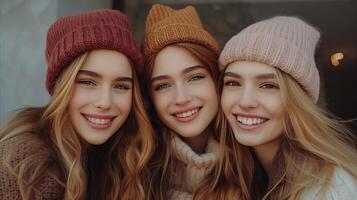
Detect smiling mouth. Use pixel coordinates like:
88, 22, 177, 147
82, 114, 116, 129
175, 108, 199, 118
172, 107, 202, 122
236, 115, 268, 126
86, 116, 111, 125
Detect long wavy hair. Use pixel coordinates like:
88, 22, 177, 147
211, 68, 357, 200
141, 43, 222, 199
0, 52, 156, 200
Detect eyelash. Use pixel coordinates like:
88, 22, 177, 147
260, 83, 279, 89
189, 74, 205, 81
77, 80, 96, 86
154, 83, 171, 91
114, 83, 130, 90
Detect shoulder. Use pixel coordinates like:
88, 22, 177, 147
0, 133, 40, 160
326, 167, 357, 198
0, 134, 65, 200
300, 167, 357, 200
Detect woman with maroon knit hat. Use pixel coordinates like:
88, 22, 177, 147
0, 9, 156, 200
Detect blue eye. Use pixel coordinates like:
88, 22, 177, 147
113, 83, 130, 90
154, 83, 171, 91
189, 74, 205, 81
77, 80, 96, 86
260, 83, 279, 89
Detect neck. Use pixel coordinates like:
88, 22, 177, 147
180, 127, 211, 154
253, 138, 281, 179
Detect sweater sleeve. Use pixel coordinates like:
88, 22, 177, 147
0, 135, 64, 200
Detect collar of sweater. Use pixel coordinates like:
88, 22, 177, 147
171, 134, 220, 169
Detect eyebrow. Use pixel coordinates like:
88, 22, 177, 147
77, 70, 133, 82
151, 65, 207, 82
223, 72, 277, 79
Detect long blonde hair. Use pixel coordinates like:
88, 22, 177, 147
1, 52, 156, 200
212, 68, 356, 200
261, 69, 357, 199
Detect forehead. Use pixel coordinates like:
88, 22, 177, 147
81, 49, 132, 76
152, 45, 203, 77
225, 61, 276, 77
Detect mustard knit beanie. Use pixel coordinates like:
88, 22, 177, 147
143, 4, 220, 59
219, 16, 320, 102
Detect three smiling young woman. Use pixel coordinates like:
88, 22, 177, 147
0, 4, 356, 200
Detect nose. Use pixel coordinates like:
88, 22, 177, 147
174, 85, 192, 106
94, 88, 112, 111
238, 87, 258, 109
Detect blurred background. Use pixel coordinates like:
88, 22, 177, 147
1, 0, 356, 133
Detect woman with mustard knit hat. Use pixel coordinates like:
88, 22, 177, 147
141, 4, 223, 199
218, 16, 357, 199
0, 9, 156, 200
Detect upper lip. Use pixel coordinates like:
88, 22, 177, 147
233, 113, 268, 119
82, 113, 117, 119
171, 106, 202, 115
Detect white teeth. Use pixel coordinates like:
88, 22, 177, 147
87, 117, 110, 125
175, 108, 199, 118
237, 116, 266, 126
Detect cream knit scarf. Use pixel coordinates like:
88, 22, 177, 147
170, 134, 220, 198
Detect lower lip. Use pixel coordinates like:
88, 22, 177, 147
83, 115, 113, 130
174, 109, 200, 123
235, 120, 268, 131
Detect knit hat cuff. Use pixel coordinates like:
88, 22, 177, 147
46, 24, 142, 94
143, 24, 220, 59
219, 33, 320, 102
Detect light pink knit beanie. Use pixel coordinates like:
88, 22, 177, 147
219, 16, 320, 102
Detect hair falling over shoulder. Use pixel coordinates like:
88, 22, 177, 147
212, 68, 356, 200
262, 69, 357, 199
0, 53, 86, 200
1, 53, 157, 200
98, 65, 157, 200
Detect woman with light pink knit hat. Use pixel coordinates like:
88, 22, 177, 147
0, 9, 156, 200
218, 16, 357, 199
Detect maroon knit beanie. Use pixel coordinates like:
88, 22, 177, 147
45, 9, 142, 95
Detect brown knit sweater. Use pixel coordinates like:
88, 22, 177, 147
0, 133, 64, 199
169, 135, 220, 200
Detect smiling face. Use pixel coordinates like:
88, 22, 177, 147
68, 49, 133, 145
221, 61, 285, 150
150, 45, 218, 138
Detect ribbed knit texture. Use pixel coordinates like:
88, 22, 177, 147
219, 16, 320, 102
169, 135, 220, 199
45, 9, 142, 95
143, 4, 220, 59
0, 134, 64, 199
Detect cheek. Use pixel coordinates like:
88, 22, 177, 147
263, 95, 284, 116
113, 93, 132, 114
68, 88, 91, 111
221, 90, 237, 113
152, 92, 169, 113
